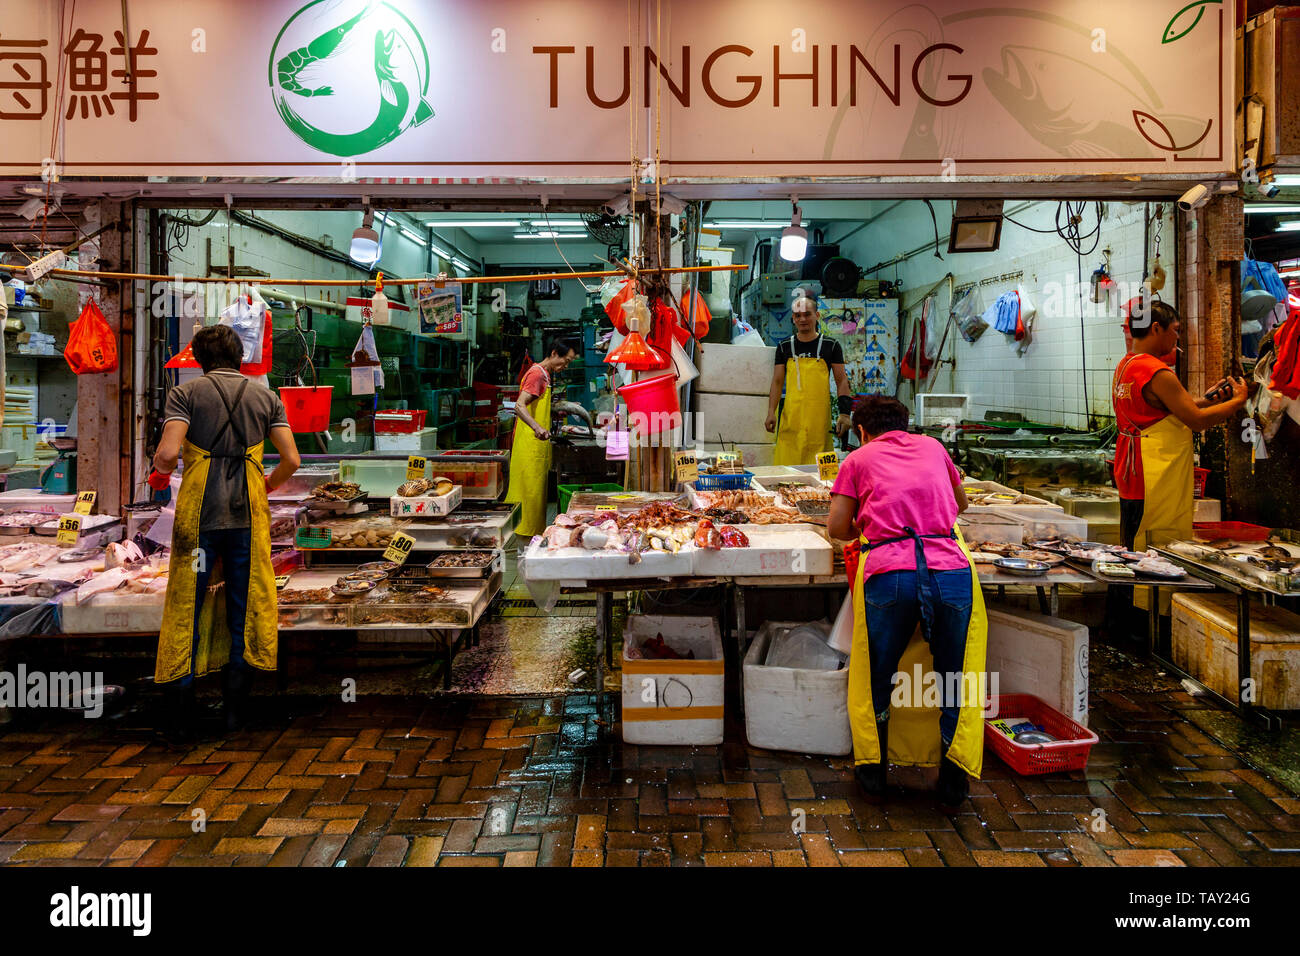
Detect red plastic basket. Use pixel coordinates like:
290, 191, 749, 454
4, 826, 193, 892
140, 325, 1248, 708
1193, 467, 1210, 498
374, 409, 428, 434
1192, 521, 1270, 541
984, 693, 1099, 775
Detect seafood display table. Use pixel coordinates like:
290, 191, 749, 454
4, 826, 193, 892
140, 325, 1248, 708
1154, 546, 1300, 728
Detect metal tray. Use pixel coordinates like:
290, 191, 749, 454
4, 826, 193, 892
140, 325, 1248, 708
424, 550, 504, 578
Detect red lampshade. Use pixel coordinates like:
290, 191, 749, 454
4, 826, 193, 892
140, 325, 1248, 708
605, 331, 670, 371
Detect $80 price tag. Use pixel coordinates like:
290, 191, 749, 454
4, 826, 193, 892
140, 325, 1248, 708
383, 532, 417, 565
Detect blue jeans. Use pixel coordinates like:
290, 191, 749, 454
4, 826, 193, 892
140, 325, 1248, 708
864, 568, 973, 747
181, 527, 252, 686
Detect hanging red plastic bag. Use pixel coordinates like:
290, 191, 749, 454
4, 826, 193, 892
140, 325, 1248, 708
604, 279, 637, 334
64, 299, 118, 374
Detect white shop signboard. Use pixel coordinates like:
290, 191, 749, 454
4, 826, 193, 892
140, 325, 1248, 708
0, 0, 1233, 180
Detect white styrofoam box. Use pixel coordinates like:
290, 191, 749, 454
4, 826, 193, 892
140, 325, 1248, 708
747, 465, 802, 478
390, 484, 461, 517
696, 393, 775, 445
622, 614, 724, 745
1172, 592, 1300, 710
915, 393, 969, 427
695, 342, 777, 395
521, 537, 693, 582
0, 490, 77, 515
374, 428, 438, 453
60, 591, 165, 634
1194, 498, 1222, 522
743, 620, 851, 755
985, 605, 1089, 727
690, 528, 832, 577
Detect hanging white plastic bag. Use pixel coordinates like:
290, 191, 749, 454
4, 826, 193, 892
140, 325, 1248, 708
669, 336, 699, 386
145, 471, 183, 548
219, 294, 266, 364
828, 591, 854, 656
951, 285, 988, 343
350, 325, 384, 392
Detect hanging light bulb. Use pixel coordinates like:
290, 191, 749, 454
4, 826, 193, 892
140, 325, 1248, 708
351, 205, 380, 264
780, 199, 808, 262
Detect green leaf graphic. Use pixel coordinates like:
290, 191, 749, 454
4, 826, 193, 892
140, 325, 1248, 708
1162, 0, 1221, 44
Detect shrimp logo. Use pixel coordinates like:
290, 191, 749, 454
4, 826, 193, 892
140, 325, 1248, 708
267, 1, 434, 157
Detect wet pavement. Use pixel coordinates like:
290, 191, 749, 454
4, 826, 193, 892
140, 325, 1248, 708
0, 664, 1297, 866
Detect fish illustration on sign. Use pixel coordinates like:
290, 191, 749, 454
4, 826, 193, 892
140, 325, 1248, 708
268, 1, 435, 157
983, 45, 1210, 159
1132, 111, 1214, 152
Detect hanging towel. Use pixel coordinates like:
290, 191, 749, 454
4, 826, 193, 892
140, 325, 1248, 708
983, 290, 1020, 335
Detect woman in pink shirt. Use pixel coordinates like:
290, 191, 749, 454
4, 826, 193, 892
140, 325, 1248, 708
828, 396, 985, 806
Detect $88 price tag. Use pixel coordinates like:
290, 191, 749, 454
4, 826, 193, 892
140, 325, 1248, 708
406, 456, 427, 482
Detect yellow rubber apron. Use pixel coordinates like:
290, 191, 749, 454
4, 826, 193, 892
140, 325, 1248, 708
1127, 414, 1194, 611
505, 371, 553, 538
155, 382, 277, 684
848, 525, 987, 777
774, 334, 832, 466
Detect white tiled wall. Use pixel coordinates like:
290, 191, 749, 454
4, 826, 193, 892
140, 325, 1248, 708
837, 201, 1175, 430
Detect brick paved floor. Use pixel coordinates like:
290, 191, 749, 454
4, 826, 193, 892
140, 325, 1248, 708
0, 681, 1297, 867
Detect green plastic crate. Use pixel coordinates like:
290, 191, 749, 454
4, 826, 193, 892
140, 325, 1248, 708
558, 482, 622, 513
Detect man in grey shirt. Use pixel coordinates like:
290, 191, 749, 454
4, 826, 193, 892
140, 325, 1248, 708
151, 324, 300, 741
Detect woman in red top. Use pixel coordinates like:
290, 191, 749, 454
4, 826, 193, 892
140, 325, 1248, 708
1113, 300, 1246, 552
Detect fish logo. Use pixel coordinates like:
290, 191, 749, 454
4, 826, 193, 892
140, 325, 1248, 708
268, 1, 434, 157
984, 45, 1211, 160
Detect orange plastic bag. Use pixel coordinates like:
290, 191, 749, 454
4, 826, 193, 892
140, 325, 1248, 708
679, 288, 712, 339
64, 300, 118, 374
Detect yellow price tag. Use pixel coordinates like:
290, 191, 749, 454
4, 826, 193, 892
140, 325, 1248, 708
595, 504, 619, 513
274, 575, 291, 590
406, 455, 427, 482
383, 532, 417, 565
56, 514, 82, 545
817, 451, 840, 482
674, 452, 698, 484
717, 451, 739, 465
73, 491, 96, 515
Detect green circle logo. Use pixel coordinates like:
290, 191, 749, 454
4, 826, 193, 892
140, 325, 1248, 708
268, 1, 434, 157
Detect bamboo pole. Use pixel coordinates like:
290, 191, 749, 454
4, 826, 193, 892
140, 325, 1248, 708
42, 263, 747, 287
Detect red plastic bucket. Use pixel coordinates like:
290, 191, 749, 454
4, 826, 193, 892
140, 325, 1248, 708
618, 373, 680, 435
280, 386, 333, 433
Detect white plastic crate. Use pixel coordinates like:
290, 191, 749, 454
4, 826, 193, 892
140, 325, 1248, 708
743, 620, 851, 755
916, 393, 969, 427
621, 614, 724, 745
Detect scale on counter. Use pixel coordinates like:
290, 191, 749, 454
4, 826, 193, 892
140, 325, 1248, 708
41, 437, 76, 494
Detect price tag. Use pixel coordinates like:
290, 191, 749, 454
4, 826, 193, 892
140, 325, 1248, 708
595, 504, 619, 513
817, 451, 840, 482
406, 455, 427, 481
383, 532, 417, 565
274, 575, 291, 590
674, 452, 698, 484
56, 514, 82, 545
73, 491, 96, 515
717, 451, 739, 466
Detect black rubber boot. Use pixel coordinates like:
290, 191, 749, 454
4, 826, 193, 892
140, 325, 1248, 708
937, 747, 970, 808
853, 719, 889, 801
221, 666, 253, 733
159, 682, 196, 746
